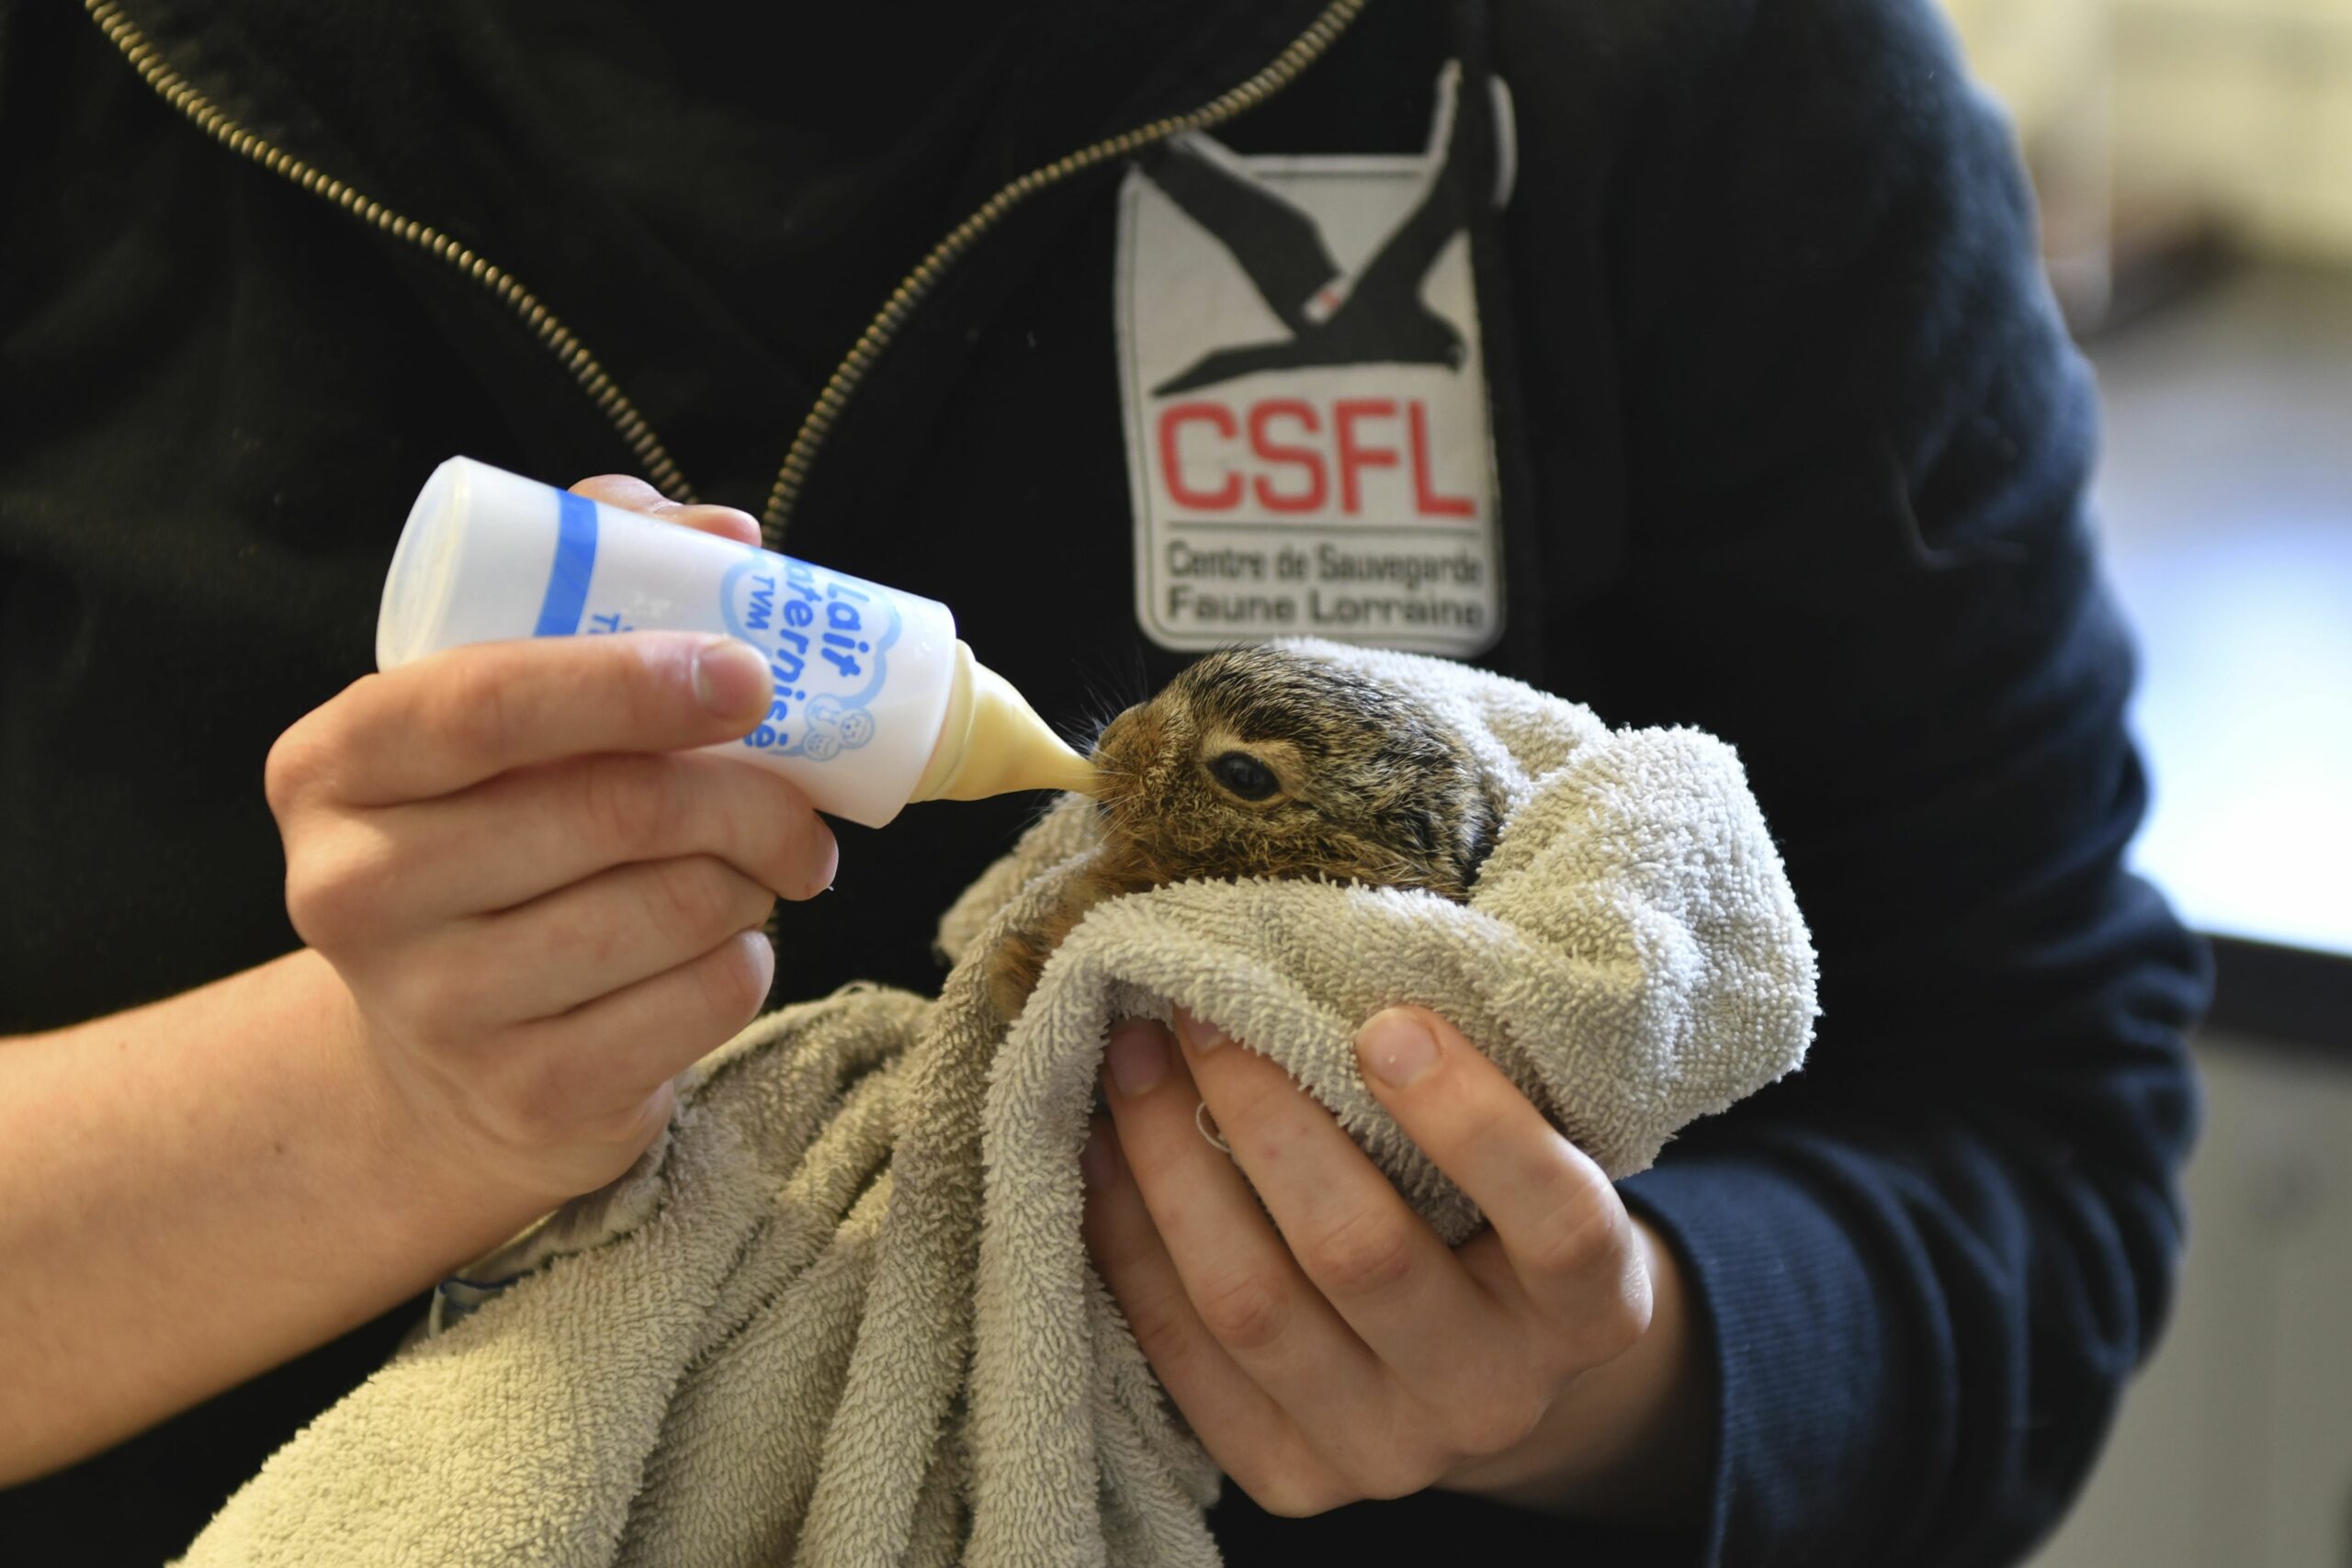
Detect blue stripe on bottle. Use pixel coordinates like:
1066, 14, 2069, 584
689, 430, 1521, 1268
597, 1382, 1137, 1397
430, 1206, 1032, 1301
534, 490, 598, 637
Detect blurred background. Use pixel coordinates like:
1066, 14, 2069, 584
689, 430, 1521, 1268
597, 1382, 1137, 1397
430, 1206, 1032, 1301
1936, 1, 2352, 1562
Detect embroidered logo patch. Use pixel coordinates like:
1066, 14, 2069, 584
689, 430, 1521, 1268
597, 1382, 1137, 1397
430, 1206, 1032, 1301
1117, 64, 1513, 657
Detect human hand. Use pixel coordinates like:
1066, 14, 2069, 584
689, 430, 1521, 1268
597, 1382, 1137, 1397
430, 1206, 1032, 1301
265, 476, 836, 1208
1081, 1006, 1712, 1521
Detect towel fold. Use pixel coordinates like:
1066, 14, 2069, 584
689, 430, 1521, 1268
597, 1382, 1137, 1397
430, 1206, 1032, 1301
179, 638, 1816, 1568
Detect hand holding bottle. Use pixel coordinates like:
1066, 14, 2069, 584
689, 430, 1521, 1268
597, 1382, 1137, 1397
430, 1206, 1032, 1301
266, 477, 838, 1208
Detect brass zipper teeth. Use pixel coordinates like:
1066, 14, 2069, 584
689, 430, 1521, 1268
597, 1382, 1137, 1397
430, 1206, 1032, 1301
760, 0, 1370, 544
84, 0, 696, 502
88, 0, 1367, 534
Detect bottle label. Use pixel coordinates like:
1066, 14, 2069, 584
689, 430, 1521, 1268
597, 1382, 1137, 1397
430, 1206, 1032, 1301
718, 553, 903, 763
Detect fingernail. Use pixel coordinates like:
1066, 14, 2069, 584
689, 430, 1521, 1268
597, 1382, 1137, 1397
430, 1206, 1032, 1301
1080, 1119, 1120, 1190
693, 637, 771, 718
1173, 1010, 1226, 1055
674, 503, 762, 542
1358, 1010, 1439, 1089
1105, 1022, 1168, 1098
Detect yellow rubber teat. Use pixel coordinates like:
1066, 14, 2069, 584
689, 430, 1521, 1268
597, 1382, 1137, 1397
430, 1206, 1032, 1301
908, 641, 1097, 803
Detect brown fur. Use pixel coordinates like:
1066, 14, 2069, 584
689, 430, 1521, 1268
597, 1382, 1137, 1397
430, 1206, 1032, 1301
989, 646, 1502, 1022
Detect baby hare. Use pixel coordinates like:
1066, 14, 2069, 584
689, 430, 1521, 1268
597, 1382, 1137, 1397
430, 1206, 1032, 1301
989, 645, 1502, 1021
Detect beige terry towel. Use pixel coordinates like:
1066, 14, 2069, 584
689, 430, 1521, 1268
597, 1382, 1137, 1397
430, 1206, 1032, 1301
179, 639, 1816, 1568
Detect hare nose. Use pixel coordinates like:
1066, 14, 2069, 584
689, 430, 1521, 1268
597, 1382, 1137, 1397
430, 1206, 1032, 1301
1091, 705, 1142, 760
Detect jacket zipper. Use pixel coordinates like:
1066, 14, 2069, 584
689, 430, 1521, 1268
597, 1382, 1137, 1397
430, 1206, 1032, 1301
85, 0, 1370, 545
84, 0, 696, 502
757, 0, 1369, 546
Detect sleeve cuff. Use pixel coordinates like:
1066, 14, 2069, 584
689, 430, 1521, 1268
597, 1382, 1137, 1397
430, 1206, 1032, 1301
1620, 1146, 1925, 1568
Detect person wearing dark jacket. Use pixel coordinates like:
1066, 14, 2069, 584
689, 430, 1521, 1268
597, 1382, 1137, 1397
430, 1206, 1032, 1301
0, 0, 2211, 1563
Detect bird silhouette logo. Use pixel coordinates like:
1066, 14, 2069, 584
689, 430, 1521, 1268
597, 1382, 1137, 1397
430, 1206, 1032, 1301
1136, 62, 1498, 396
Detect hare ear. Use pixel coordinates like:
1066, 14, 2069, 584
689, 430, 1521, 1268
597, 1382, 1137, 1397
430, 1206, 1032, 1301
1457, 780, 1504, 889
1387, 802, 1441, 859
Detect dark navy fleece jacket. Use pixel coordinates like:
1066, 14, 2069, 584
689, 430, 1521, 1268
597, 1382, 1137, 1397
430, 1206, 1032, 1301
0, 0, 2211, 1562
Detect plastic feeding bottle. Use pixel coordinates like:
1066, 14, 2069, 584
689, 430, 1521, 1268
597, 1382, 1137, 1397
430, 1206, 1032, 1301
376, 457, 1095, 828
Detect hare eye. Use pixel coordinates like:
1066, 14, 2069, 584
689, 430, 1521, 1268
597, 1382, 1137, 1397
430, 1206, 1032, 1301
1207, 750, 1280, 801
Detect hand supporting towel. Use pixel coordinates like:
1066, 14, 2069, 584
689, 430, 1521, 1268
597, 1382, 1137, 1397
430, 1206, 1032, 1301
179, 638, 1817, 1568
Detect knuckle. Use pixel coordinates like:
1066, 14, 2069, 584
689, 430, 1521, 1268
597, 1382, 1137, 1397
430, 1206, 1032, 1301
280, 859, 345, 947
1192, 1270, 1287, 1353
577, 757, 674, 855
1302, 1210, 1417, 1300
692, 768, 752, 863
282, 832, 390, 950
263, 726, 327, 816
714, 772, 832, 903
1576, 1293, 1649, 1366
391, 953, 490, 1043
734, 874, 782, 933
649, 857, 748, 942
472, 1047, 580, 1154
435, 658, 525, 765
617, 638, 695, 739
265, 677, 374, 813
1444, 1097, 1520, 1168
1216, 1071, 1297, 1136
1236, 1465, 1345, 1520
1442, 1386, 1546, 1459
544, 893, 621, 974
1083, 1208, 1157, 1288
487, 1034, 662, 1161
1345, 1448, 1446, 1503
1117, 1294, 1201, 1375
688, 931, 771, 1026
1523, 1189, 1626, 1284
